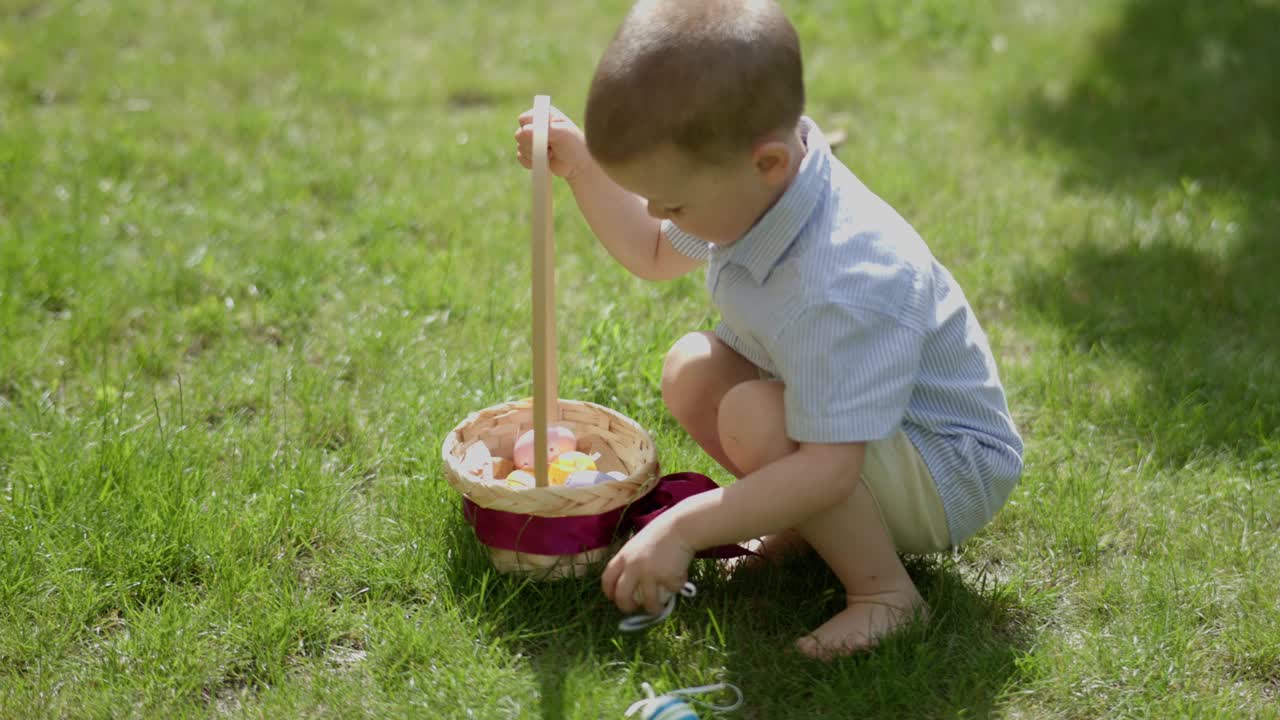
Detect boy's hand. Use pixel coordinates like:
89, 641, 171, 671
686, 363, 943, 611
514, 106, 593, 182
601, 513, 695, 615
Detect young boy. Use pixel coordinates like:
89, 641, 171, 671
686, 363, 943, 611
514, 0, 1022, 659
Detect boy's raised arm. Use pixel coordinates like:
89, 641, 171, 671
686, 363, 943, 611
515, 107, 700, 282
566, 163, 701, 281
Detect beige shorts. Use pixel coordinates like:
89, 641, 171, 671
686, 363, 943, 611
860, 430, 951, 555
754, 368, 950, 554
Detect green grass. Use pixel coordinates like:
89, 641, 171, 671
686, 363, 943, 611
2, 0, 1278, 717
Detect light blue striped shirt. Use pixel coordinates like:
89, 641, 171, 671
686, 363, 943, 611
662, 118, 1023, 545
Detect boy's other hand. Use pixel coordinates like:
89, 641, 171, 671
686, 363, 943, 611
514, 106, 592, 182
601, 514, 695, 615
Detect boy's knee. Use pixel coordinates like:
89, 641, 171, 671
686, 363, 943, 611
719, 380, 791, 473
660, 332, 717, 416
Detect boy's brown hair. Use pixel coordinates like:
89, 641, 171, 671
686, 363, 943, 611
584, 0, 804, 167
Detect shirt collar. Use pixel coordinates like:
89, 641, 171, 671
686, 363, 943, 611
715, 117, 831, 283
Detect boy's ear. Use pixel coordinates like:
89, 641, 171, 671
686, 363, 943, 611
752, 140, 794, 187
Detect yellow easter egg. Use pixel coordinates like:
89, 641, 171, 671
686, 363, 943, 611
504, 470, 535, 489
548, 451, 596, 486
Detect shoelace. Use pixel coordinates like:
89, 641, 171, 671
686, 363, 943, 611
624, 681, 744, 719
617, 583, 746, 717
617, 581, 698, 632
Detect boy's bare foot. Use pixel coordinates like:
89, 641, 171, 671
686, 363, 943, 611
723, 529, 811, 575
794, 587, 927, 660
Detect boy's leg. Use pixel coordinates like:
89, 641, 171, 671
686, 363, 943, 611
661, 332, 809, 563
718, 380, 925, 659
660, 331, 759, 477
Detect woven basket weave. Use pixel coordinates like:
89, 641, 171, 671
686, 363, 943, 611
442, 398, 659, 579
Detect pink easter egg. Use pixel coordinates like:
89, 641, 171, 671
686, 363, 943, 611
512, 425, 577, 470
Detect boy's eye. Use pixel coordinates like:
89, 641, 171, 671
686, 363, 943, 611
665, 206, 684, 215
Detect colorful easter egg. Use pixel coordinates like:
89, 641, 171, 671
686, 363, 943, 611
548, 451, 596, 486
512, 425, 577, 470
564, 470, 614, 487
504, 469, 535, 489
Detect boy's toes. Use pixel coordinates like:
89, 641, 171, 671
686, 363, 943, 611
794, 592, 927, 661
720, 537, 770, 575
721, 530, 810, 576
793, 626, 875, 661
793, 634, 832, 660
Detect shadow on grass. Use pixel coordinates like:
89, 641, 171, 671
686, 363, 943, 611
445, 508, 1032, 719
711, 554, 1031, 719
441, 513, 628, 720
1013, 0, 1280, 464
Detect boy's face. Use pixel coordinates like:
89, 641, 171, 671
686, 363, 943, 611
602, 145, 778, 246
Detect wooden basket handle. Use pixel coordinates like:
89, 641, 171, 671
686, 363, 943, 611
530, 95, 558, 488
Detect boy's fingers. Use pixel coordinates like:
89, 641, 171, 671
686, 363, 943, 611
601, 556, 622, 600
614, 572, 640, 613
515, 127, 549, 153
640, 580, 665, 615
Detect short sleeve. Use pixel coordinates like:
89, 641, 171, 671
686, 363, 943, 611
661, 219, 711, 261
772, 302, 923, 443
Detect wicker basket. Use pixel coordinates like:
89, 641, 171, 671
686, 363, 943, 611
442, 398, 659, 579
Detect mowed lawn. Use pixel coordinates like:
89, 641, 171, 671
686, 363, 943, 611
2, 0, 1278, 717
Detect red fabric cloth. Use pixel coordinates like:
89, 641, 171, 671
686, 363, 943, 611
462, 472, 755, 559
